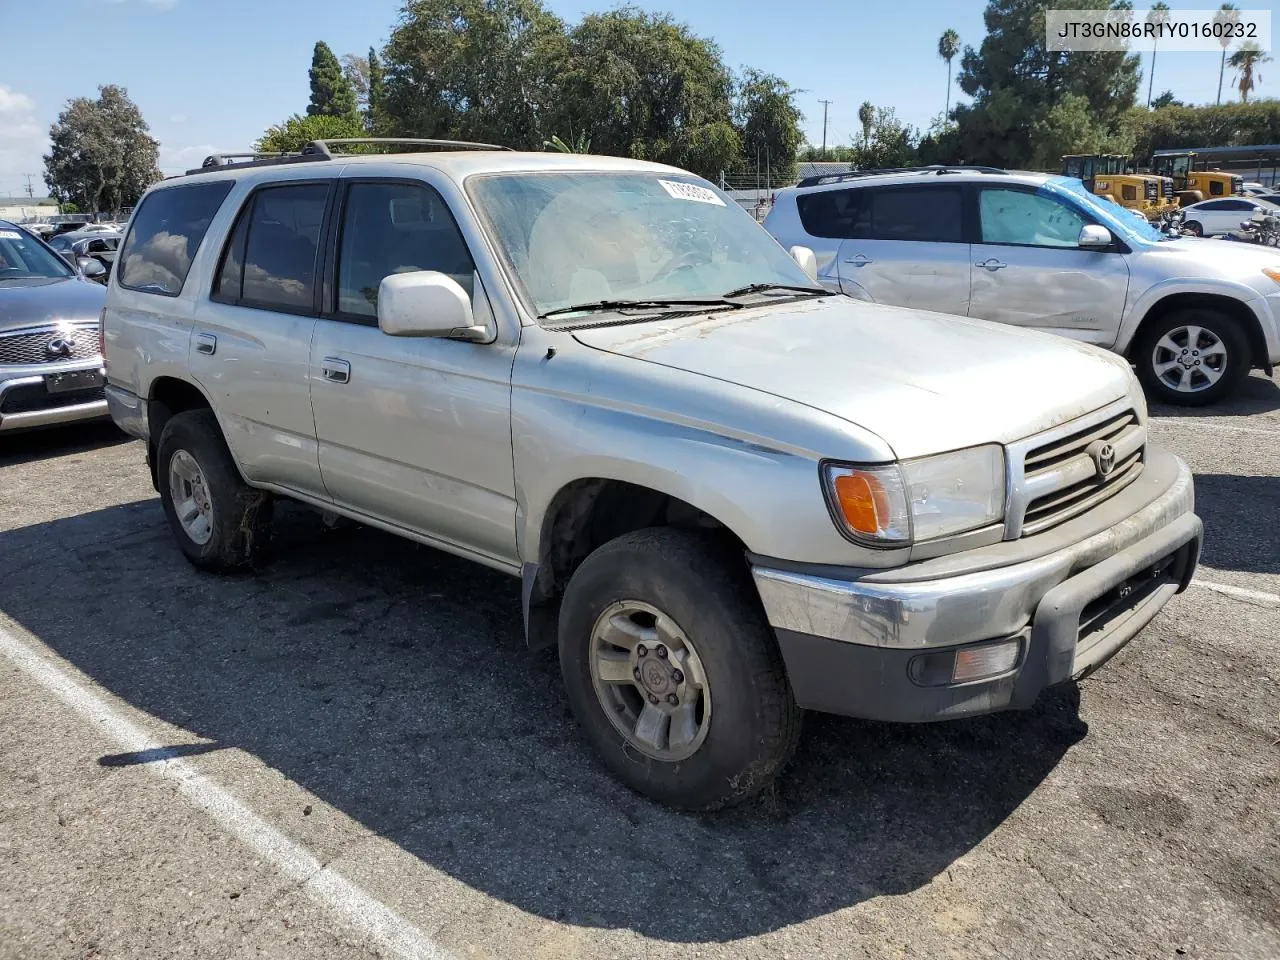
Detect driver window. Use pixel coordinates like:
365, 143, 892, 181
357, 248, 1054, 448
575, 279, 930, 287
979, 188, 1087, 248
336, 181, 475, 320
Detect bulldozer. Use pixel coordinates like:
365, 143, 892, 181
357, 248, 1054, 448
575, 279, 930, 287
1061, 154, 1171, 219
1150, 150, 1244, 206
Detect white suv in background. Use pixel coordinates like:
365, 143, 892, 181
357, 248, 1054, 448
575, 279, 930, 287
764, 167, 1280, 405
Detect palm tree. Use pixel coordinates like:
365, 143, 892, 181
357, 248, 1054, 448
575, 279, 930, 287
1215, 4, 1240, 104
1146, 2, 1171, 108
858, 101, 875, 150
937, 29, 960, 121
1229, 42, 1271, 102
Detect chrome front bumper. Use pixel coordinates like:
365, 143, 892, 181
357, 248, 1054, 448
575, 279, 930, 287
752, 447, 1201, 721
0, 366, 109, 433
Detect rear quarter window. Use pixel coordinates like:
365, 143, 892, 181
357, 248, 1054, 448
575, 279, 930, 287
118, 180, 234, 296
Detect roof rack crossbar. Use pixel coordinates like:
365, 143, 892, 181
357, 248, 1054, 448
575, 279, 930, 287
305, 137, 513, 155
795, 164, 1007, 188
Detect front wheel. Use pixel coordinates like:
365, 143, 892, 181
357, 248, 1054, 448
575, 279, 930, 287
1183, 220, 1204, 237
558, 528, 801, 811
1134, 308, 1251, 406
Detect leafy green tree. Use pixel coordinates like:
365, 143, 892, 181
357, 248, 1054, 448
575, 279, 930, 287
256, 113, 366, 153
857, 101, 874, 149
43, 84, 160, 214
938, 29, 960, 120
1229, 43, 1271, 102
1214, 4, 1240, 104
1150, 90, 1183, 109
734, 69, 803, 184
340, 53, 370, 109
383, 0, 568, 149
308, 41, 359, 120
953, 0, 1139, 167
852, 107, 918, 169
367, 47, 387, 133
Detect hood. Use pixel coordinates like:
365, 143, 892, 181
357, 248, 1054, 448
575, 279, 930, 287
1156, 235, 1280, 270
572, 297, 1134, 460
0, 277, 106, 332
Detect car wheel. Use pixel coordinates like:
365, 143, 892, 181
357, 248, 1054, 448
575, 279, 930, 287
1183, 220, 1203, 237
1134, 308, 1251, 406
157, 409, 273, 571
558, 528, 801, 811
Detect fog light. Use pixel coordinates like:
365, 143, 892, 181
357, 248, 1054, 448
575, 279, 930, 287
952, 640, 1020, 683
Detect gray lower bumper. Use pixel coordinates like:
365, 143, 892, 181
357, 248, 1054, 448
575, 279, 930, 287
753, 451, 1201, 722
0, 369, 109, 433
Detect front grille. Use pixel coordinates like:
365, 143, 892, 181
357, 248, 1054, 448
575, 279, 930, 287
1020, 409, 1145, 537
1161, 178, 1174, 198
0, 382, 105, 415
1144, 180, 1158, 200
0, 324, 99, 366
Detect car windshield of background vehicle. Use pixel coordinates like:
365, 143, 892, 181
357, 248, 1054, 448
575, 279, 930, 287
468, 172, 817, 319
0, 227, 76, 281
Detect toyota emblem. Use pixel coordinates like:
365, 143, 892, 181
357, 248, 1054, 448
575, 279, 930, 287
45, 337, 75, 359
1087, 440, 1117, 480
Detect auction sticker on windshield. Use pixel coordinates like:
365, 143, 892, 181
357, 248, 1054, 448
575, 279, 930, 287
0, 230, 23, 241
658, 179, 726, 206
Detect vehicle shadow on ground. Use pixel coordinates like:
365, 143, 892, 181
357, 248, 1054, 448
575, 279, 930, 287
0, 421, 128, 467
0, 502, 1086, 943
1192, 473, 1280, 575
1148, 370, 1280, 419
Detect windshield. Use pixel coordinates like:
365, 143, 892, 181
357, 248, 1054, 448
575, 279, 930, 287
1050, 177, 1166, 242
467, 172, 816, 319
0, 226, 76, 280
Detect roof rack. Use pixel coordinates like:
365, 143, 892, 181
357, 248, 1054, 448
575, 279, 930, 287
795, 165, 1007, 188
185, 137, 512, 176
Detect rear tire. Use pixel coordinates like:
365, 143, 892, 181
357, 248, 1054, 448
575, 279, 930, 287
1134, 308, 1251, 406
156, 409, 273, 571
558, 528, 801, 811
1183, 220, 1203, 237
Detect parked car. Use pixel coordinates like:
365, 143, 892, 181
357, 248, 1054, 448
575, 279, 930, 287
1241, 181, 1270, 197
0, 220, 109, 432
47, 230, 121, 282
1178, 196, 1280, 237
764, 167, 1280, 405
104, 143, 1202, 810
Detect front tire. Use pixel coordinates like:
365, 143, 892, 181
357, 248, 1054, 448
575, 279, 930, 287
1134, 308, 1251, 406
1183, 220, 1204, 237
157, 409, 273, 571
558, 528, 801, 811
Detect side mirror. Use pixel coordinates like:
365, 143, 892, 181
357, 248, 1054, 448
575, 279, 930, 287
1077, 225, 1113, 249
60, 250, 79, 268
377, 271, 489, 341
77, 256, 107, 279
789, 244, 818, 282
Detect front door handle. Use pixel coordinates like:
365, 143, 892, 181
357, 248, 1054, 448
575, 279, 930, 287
321, 358, 350, 384
195, 333, 217, 355
975, 258, 1007, 271
843, 254, 873, 266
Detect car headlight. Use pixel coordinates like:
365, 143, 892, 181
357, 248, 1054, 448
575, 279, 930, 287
822, 445, 1006, 546
1262, 267, 1280, 285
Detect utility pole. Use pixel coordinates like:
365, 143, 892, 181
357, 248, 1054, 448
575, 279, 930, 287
818, 99, 833, 159
22, 173, 37, 198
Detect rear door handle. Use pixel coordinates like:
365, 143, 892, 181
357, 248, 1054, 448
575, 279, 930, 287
975, 258, 1007, 271
842, 254, 873, 266
321, 358, 350, 384
195, 333, 217, 355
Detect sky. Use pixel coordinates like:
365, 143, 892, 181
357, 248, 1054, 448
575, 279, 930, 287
0, 0, 1275, 198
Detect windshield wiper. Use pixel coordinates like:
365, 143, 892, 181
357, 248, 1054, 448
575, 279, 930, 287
538, 297, 741, 320
720, 282, 829, 299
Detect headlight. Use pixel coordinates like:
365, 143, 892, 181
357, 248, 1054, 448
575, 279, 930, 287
1262, 267, 1280, 285
822, 445, 1006, 546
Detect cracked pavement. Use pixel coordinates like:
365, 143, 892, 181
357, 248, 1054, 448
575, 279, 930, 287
1, 372, 1279, 959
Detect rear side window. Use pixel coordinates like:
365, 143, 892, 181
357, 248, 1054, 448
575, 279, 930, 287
118, 180, 233, 296
867, 186, 964, 242
213, 183, 330, 313
796, 188, 869, 239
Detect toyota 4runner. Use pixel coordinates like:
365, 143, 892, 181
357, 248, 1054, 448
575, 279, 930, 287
104, 141, 1202, 810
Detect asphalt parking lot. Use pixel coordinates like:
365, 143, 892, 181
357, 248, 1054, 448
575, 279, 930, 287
2, 374, 1278, 960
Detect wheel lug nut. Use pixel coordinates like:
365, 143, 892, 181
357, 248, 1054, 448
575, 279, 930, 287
633, 667, 641, 681
647, 694, 659, 705
671, 669, 684, 684
636, 644, 647, 657
656, 645, 668, 659
1194, 360, 1200, 365
667, 694, 679, 705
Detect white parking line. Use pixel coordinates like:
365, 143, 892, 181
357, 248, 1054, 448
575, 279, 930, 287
1191, 579, 1280, 608
0, 622, 453, 960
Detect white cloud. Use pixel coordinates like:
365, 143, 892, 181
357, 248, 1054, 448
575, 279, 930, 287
0, 86, 35, 114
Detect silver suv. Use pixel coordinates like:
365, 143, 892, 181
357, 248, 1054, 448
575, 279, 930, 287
764, 166, 1280, 406
104, 141, 1201, 810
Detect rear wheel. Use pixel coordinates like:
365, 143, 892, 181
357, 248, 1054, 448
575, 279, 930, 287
157, 409, 273, 570
1134, 308, 1251, 406
1183, 220, 1203, 237
558, 528, 801, 811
